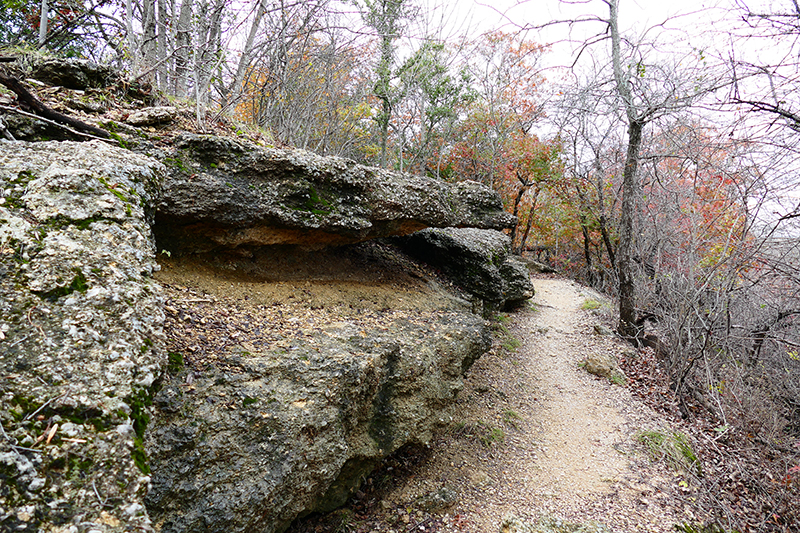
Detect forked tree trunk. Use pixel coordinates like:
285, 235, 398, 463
516, 188, 540, 255
608, 0, 645, 340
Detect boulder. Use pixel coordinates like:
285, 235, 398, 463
583, 352, 625, 383
416, 485, 459, 512
593, 324, 614, 336
126, 107, 178, 127
154, 134, 515, 254
145, 312, 489, 533
28, 57, 118, 90
0, 140, 165, 532
397, 228, 534, 312
501, 256, 536, 306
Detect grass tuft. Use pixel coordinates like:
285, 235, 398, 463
636, 429, 702, 476
581, 299, 602, 310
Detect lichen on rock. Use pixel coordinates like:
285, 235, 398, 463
0, 140, 165, 533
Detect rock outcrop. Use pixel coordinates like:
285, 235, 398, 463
397, 227, 534, 313
28, 57, 119, 91
1, 135, 529, 533
125, 107, 178, 127
0, 140, 164, 532
145, 310, 489, 533
154, 134, 515, 254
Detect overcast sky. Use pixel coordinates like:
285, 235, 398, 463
463, 0, 726, 34
415, 0, 733, 68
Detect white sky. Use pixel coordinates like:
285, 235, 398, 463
460, 0, 730, 62
461, 0, 726, 34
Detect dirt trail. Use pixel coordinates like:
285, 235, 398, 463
524, 279, 629, 499
374, 277, 694, 532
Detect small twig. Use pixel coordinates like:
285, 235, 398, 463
0, 104, 114, 143
10, 445, 43, 453
0, 420, 13, 442
178, 298, 215, 303
8, 333, 31, 348
92, 479, 107, 506
404, 517, 434, 533
25, 391, 68, 420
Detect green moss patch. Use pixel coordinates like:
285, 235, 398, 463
125, 387, 154, 474
33, 268, 88, 301
166, 351, 184, 374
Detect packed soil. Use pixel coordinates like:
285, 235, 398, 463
153, 242, 474, 370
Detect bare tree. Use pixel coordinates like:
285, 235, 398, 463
546, 0, 715, 338
550, 66, 622, 290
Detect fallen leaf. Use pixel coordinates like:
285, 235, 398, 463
46, 423, 58, 445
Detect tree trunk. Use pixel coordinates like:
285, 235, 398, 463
192, 0, 224, 111
221, 0, 268, 111
617, 118, 643, 338
142, 0, 158, 81
367, 0, 405, 168
0, 69, 110, 139
377, 32, 393, 168
142, 0, 157, 84
599, 215, 615, 267
157, 0, 168, 91
517, 187, 540, 255
126, 0, 138, 74
38, 0, 48, 47
594, 160, 616, 267
173, 0, 193, 96
608, 0, 644, 340
579, 212, 593, 271
509, 176, 529, 250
